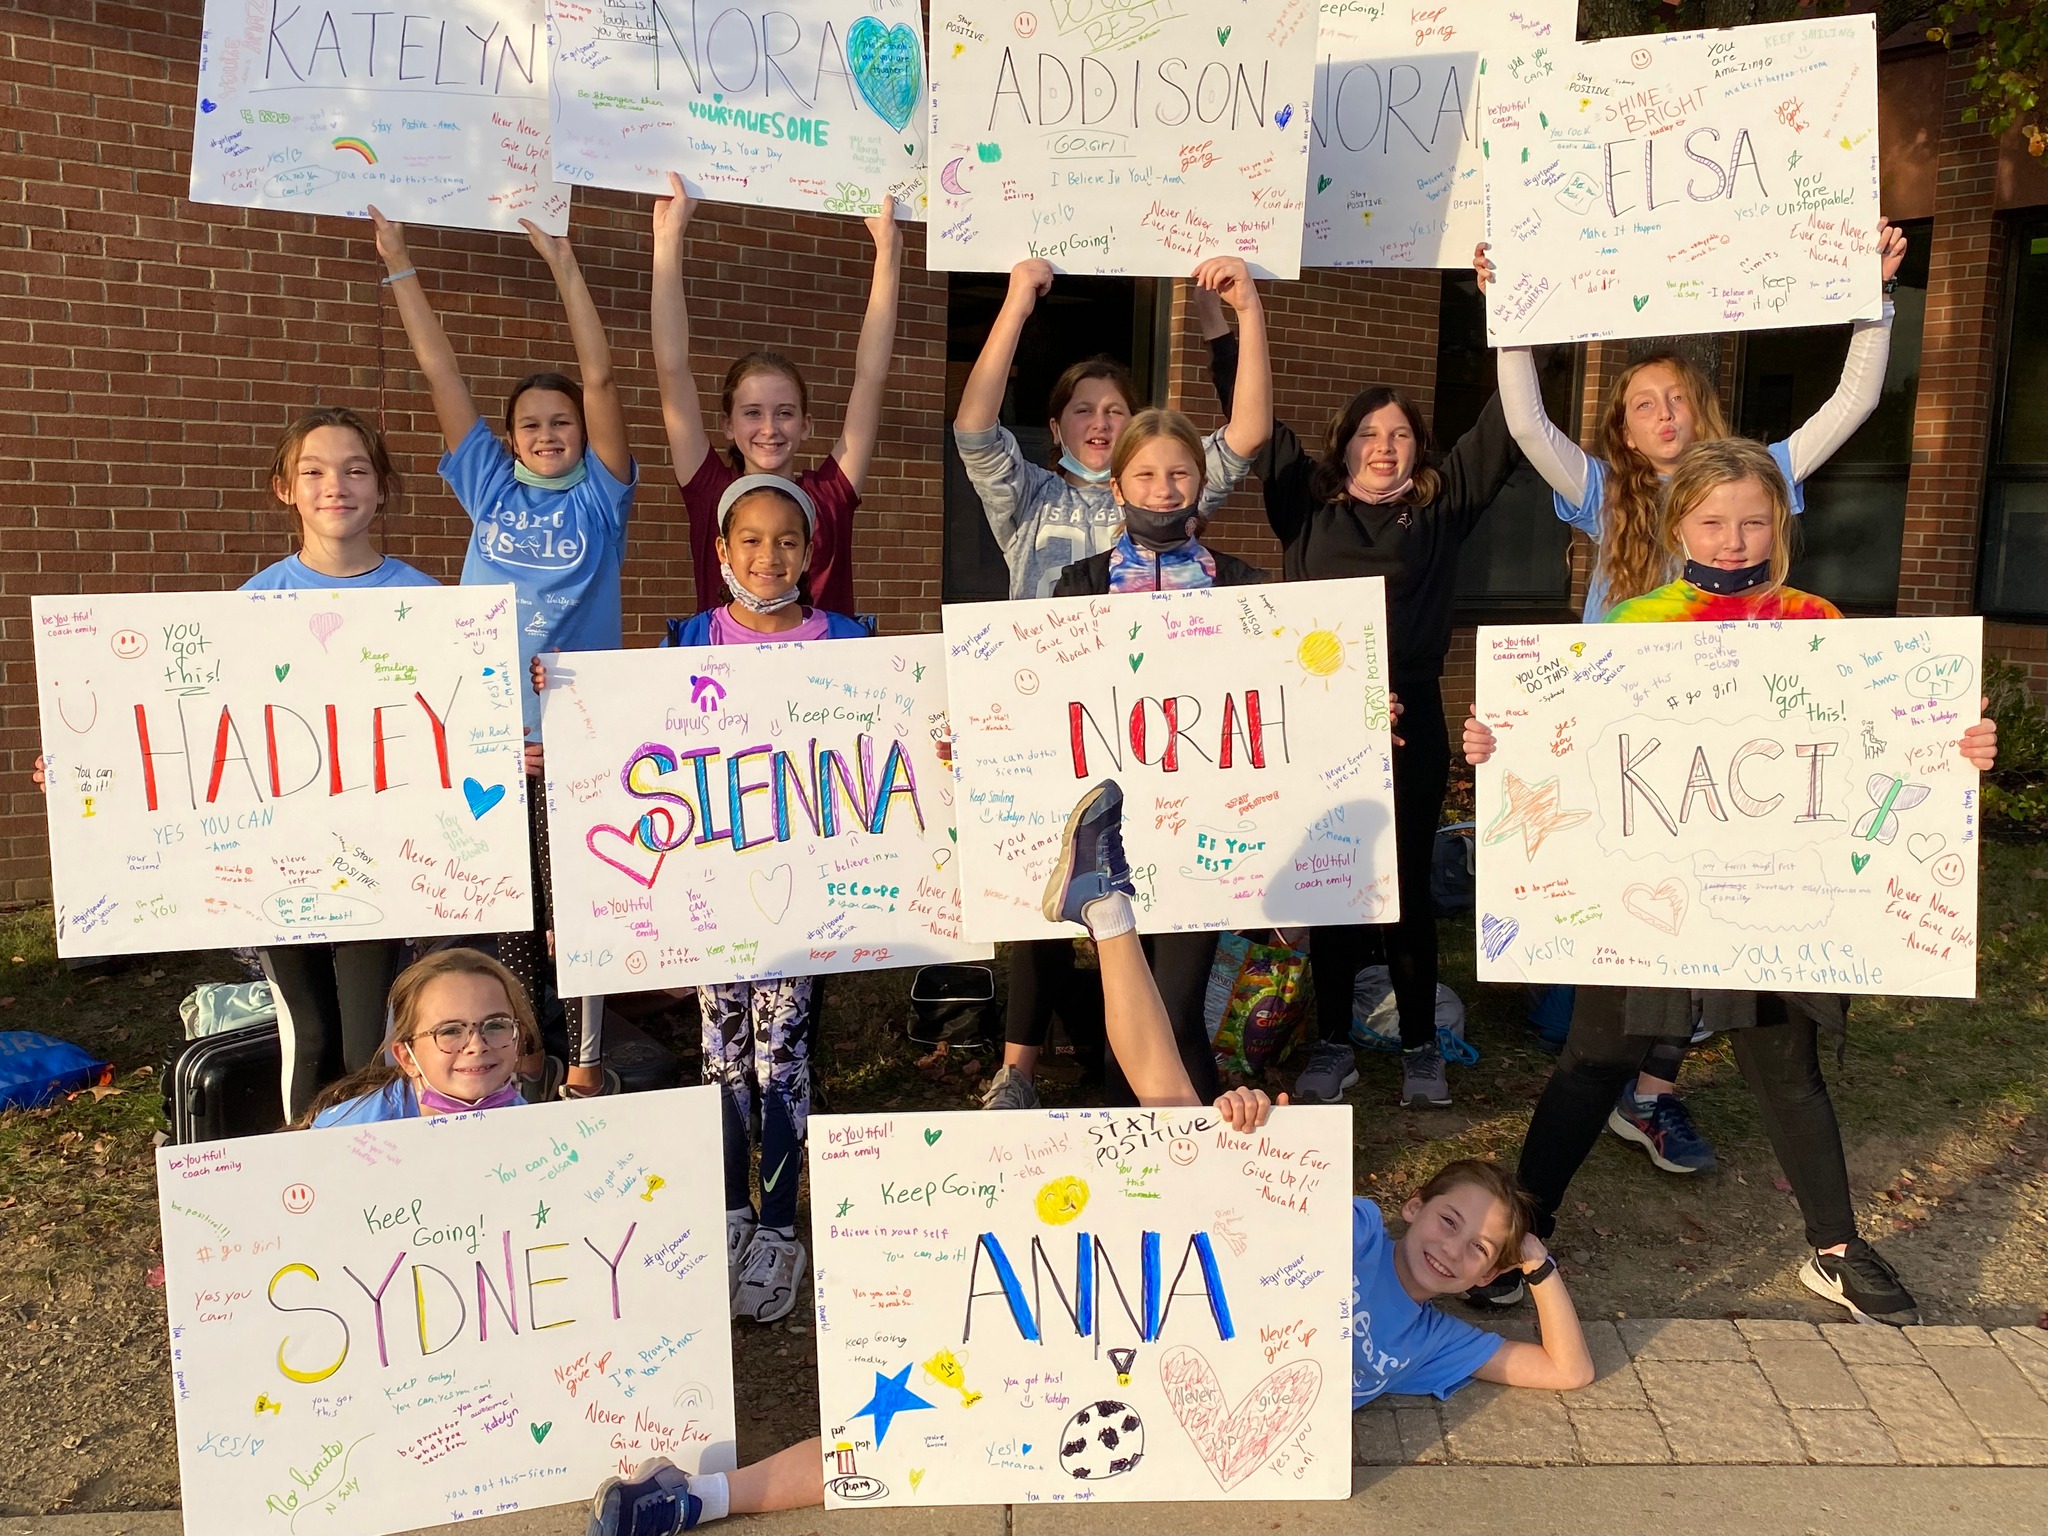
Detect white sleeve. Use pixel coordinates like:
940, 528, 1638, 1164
1781, 303, 1895, 482
1498, 345, 1590, 506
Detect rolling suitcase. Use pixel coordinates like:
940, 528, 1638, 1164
161, 1022, 285, 1143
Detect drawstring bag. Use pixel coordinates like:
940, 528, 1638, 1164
179, 981, 277, 1040
1348, 965, 1479, 1065
1204, 931, 1314, 1074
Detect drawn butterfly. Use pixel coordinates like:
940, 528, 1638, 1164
1851, 774, 1930, 845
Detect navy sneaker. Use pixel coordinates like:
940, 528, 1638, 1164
1041, 780, 1135, 927
588, 1457, 701, 1536
1607, 1090, 1717, 1174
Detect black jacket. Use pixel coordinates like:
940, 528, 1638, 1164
1211, 334, 1520, 684
1051, 543, 1269, 597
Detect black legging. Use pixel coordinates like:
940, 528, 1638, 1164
495, 779, 601, 1068
1517, 987, 1855, 1250
1004, 934, 1219, 1105
266, 940, 402, 1121
1309, 678, 1450, 1052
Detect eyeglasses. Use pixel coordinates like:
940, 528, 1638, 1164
418, 1016, 521, 1053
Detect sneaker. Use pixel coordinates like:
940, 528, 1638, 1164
1800, 1238, 1920, 1326
1291, 1040, 1360, 1103
724, 1210, 757, 1314
1401, 1042, 1452, 1108
1607, 1091, 1717, 1174
980, 1064, 1041, 1111
734, 1227, 808, 1324
1041, 780, 1135, 927
1463, 1271, 1526, 1307
588, 1456, 701, 1535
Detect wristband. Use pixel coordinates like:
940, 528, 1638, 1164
1882, 276, 1899, 296
381, 267, 417, 286
1522, 1253, 1558, 1287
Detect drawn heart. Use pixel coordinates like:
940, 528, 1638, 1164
1905, 832, 1946, 864
530, 1421, 552, 1443
462, 777, 506, 820
845, 17, 922, 133
1019, 1444, 1032, 1454
1313, 173, 1333, 196
274, 664, 290, 681
1850, 852, 1871, 874
1621, 879, 1687, 936
908, 1468, 927, 1491
1216, 25, 1231, 44
1479, 913, 1519, 962
750, 864, 794, 922
977, 142, 1002, 163
587, 824, 666, 889
1274, 103, 1293, 130
947, 826, 957, 841
923, 1127, 942, 1146
1158, 1346, 1321, 1492
1632, 294, 1650, 312
200, 98, 217, 113
1128, 653, 1144, 672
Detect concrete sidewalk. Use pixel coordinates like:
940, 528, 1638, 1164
8, 1321, 2046, 1536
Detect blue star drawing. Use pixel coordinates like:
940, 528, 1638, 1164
850, 1364, 936, 1445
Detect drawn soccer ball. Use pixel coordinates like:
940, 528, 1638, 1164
1058, 1399, 1145, 1480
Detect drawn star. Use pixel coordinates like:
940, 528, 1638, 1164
851, 1364, 936, 1445
395, 600, 412, 621
534, 1201, 550, 1228
1481, 770, 1593, 861
1808, 634, 1823, 651
835, 1197, 854, 1217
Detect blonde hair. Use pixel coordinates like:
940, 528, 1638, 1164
1593, 354, 1731, 607
1110, 407, 1209, 494
1662, 437, 1795, 593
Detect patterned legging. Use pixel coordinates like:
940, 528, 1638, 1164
699, 976, 815, 1231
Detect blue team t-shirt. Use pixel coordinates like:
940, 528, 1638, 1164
1562, 440, 1801, 620
440, 418, 636, 733
240, 554, 440, 591
1349, 1198, 1504, 1407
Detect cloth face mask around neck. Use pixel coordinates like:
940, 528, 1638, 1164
512, 459, 588, 491
1683, 557, 1772, 595
722, 558, 802, 613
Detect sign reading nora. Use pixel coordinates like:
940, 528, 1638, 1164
190, 0, 571, 232
158, 1087, 735, 1536
942, 581, 1398, 942
540, 636, 987, 993
809, 1106, 1353, 1506
1481, 17, 1882, 344
33, 588, 529, 958
549, 0, 928, 219
1304, 0, 1573, 268
927, 0, 1318, 277
1471, 618, 1983, 998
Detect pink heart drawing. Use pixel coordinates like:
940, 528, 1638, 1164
1157, 1345, 1321, 1492
586, 824, 666, 889
1621, 879, 1687, 936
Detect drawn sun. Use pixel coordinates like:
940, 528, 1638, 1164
1278, 620, 1353, 688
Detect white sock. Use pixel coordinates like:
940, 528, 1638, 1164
692, 1470, 730, 1522
1081, 889, 1135, 941
764, 1224, 796, 1242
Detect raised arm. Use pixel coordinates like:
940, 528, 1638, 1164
1782, 219, 1907, 482
956, 260, 1052, 435
831, 197, 904, 490
370, 207, 480, 453
1472, 1235, 1596, 1390
650, 174, 712, 485
1477, 243, 1590, 505
1193, 257, 1270, 461
523, 220, 630, 484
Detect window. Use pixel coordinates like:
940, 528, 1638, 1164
942, 277, 1167, 602
1981, 212, 2048, 622
1733, 218, 1932, 613
1437, 268, 1580, 618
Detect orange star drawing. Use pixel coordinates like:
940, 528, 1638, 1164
1482, 770, 1592, 860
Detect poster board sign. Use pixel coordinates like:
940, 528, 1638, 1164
549, 0, 929, 219
158, 1086, 735, 1536
1480, 18, 1882, 345
1472, 618, 1983, 997
809, 1105, 1354, 1507
539, 636, 987, 993
926, 0, 1318, 277
32, 587, 530, 959
191, 0, 571, 233
942, 581, 1399, 943
1304, 0, 1574, 269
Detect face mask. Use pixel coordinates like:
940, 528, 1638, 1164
721, 558, 803, 614
1058, 447, 1112, 484
415, 1078, 524, 1115
1121, 503, 1200, 552
1352, 477, 1414, 505
1683, 557, 1772, 595
512, 459, 588, 492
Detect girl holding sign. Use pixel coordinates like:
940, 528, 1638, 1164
372, 208, 635, 1100
653, 175, 901, 618
1464, 438, 1998, 1325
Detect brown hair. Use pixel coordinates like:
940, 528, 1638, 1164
269, 407, 402, 522
1109, 407, 1209, 497
1310, 385, 1441, 507
504, 371, 586, 437
1593, 353, 1731, 607
1046, 356, 1140, 443
1411, 1158, 1534, 1273
294, 949, 541, 1127
720, 351, 811, 471
1662, 437, 1795, 593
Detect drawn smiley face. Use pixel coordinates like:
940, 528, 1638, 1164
1168, 1137, 1199, 1167
1630, 47, 1652, 70
1014, 668, 1040, 696
110, 629, 148, 660
1929, 853, 1966, 889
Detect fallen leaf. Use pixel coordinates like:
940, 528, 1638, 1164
146, 1265, 164, 1288
1773, 1176, 1793, 1193
87, 1086, 123, 1102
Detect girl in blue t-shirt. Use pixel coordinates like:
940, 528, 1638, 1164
372, 207, 637, 1098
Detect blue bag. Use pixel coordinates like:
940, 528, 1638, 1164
0, 1031, 112, 1111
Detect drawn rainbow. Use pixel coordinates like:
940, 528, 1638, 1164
331, 136, 377, 165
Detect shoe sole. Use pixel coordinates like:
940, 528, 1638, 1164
1295, 1068, 1360, 1103
1606, 1108, 1711, 1175
1040, 781, 1115, 924
1470, 1279, 1526, 1307
587, 1456, 675, 1535
1402, 1082, 1452, 1108
739, 1254, 810, 1324
1798, 1257, 1918, 1327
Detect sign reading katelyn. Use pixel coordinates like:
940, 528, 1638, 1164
549, 0, 928, 219
809, 1105, 1352, 1507
540, 637, 986, 993
33, 588, 529, 959
1481, 17, 1882, 344
191, 0, 571, 232
158, 1086, 735, 1536
927, 0, 1317, 277
943, 581, 1399, 942
1305, 0, 1573, 268
1472, 618, 1983, 998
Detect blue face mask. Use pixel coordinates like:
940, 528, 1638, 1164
1058, 449, 1112, 484
1684, 558, 1772, 595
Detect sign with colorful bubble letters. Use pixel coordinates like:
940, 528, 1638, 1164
190, 0, 571, 233
927, 0, 1318, 277
158, 1086, 735, 1536
1480, 17, 1883, 344
32, 587, 531, 959
1471, 617, 1984, 998
539, 635, 988, 993
809, 1105, 1353, 1507
549, 0, 929, 219
942, 580, 1399, 943
1303, 0, 1575, 269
